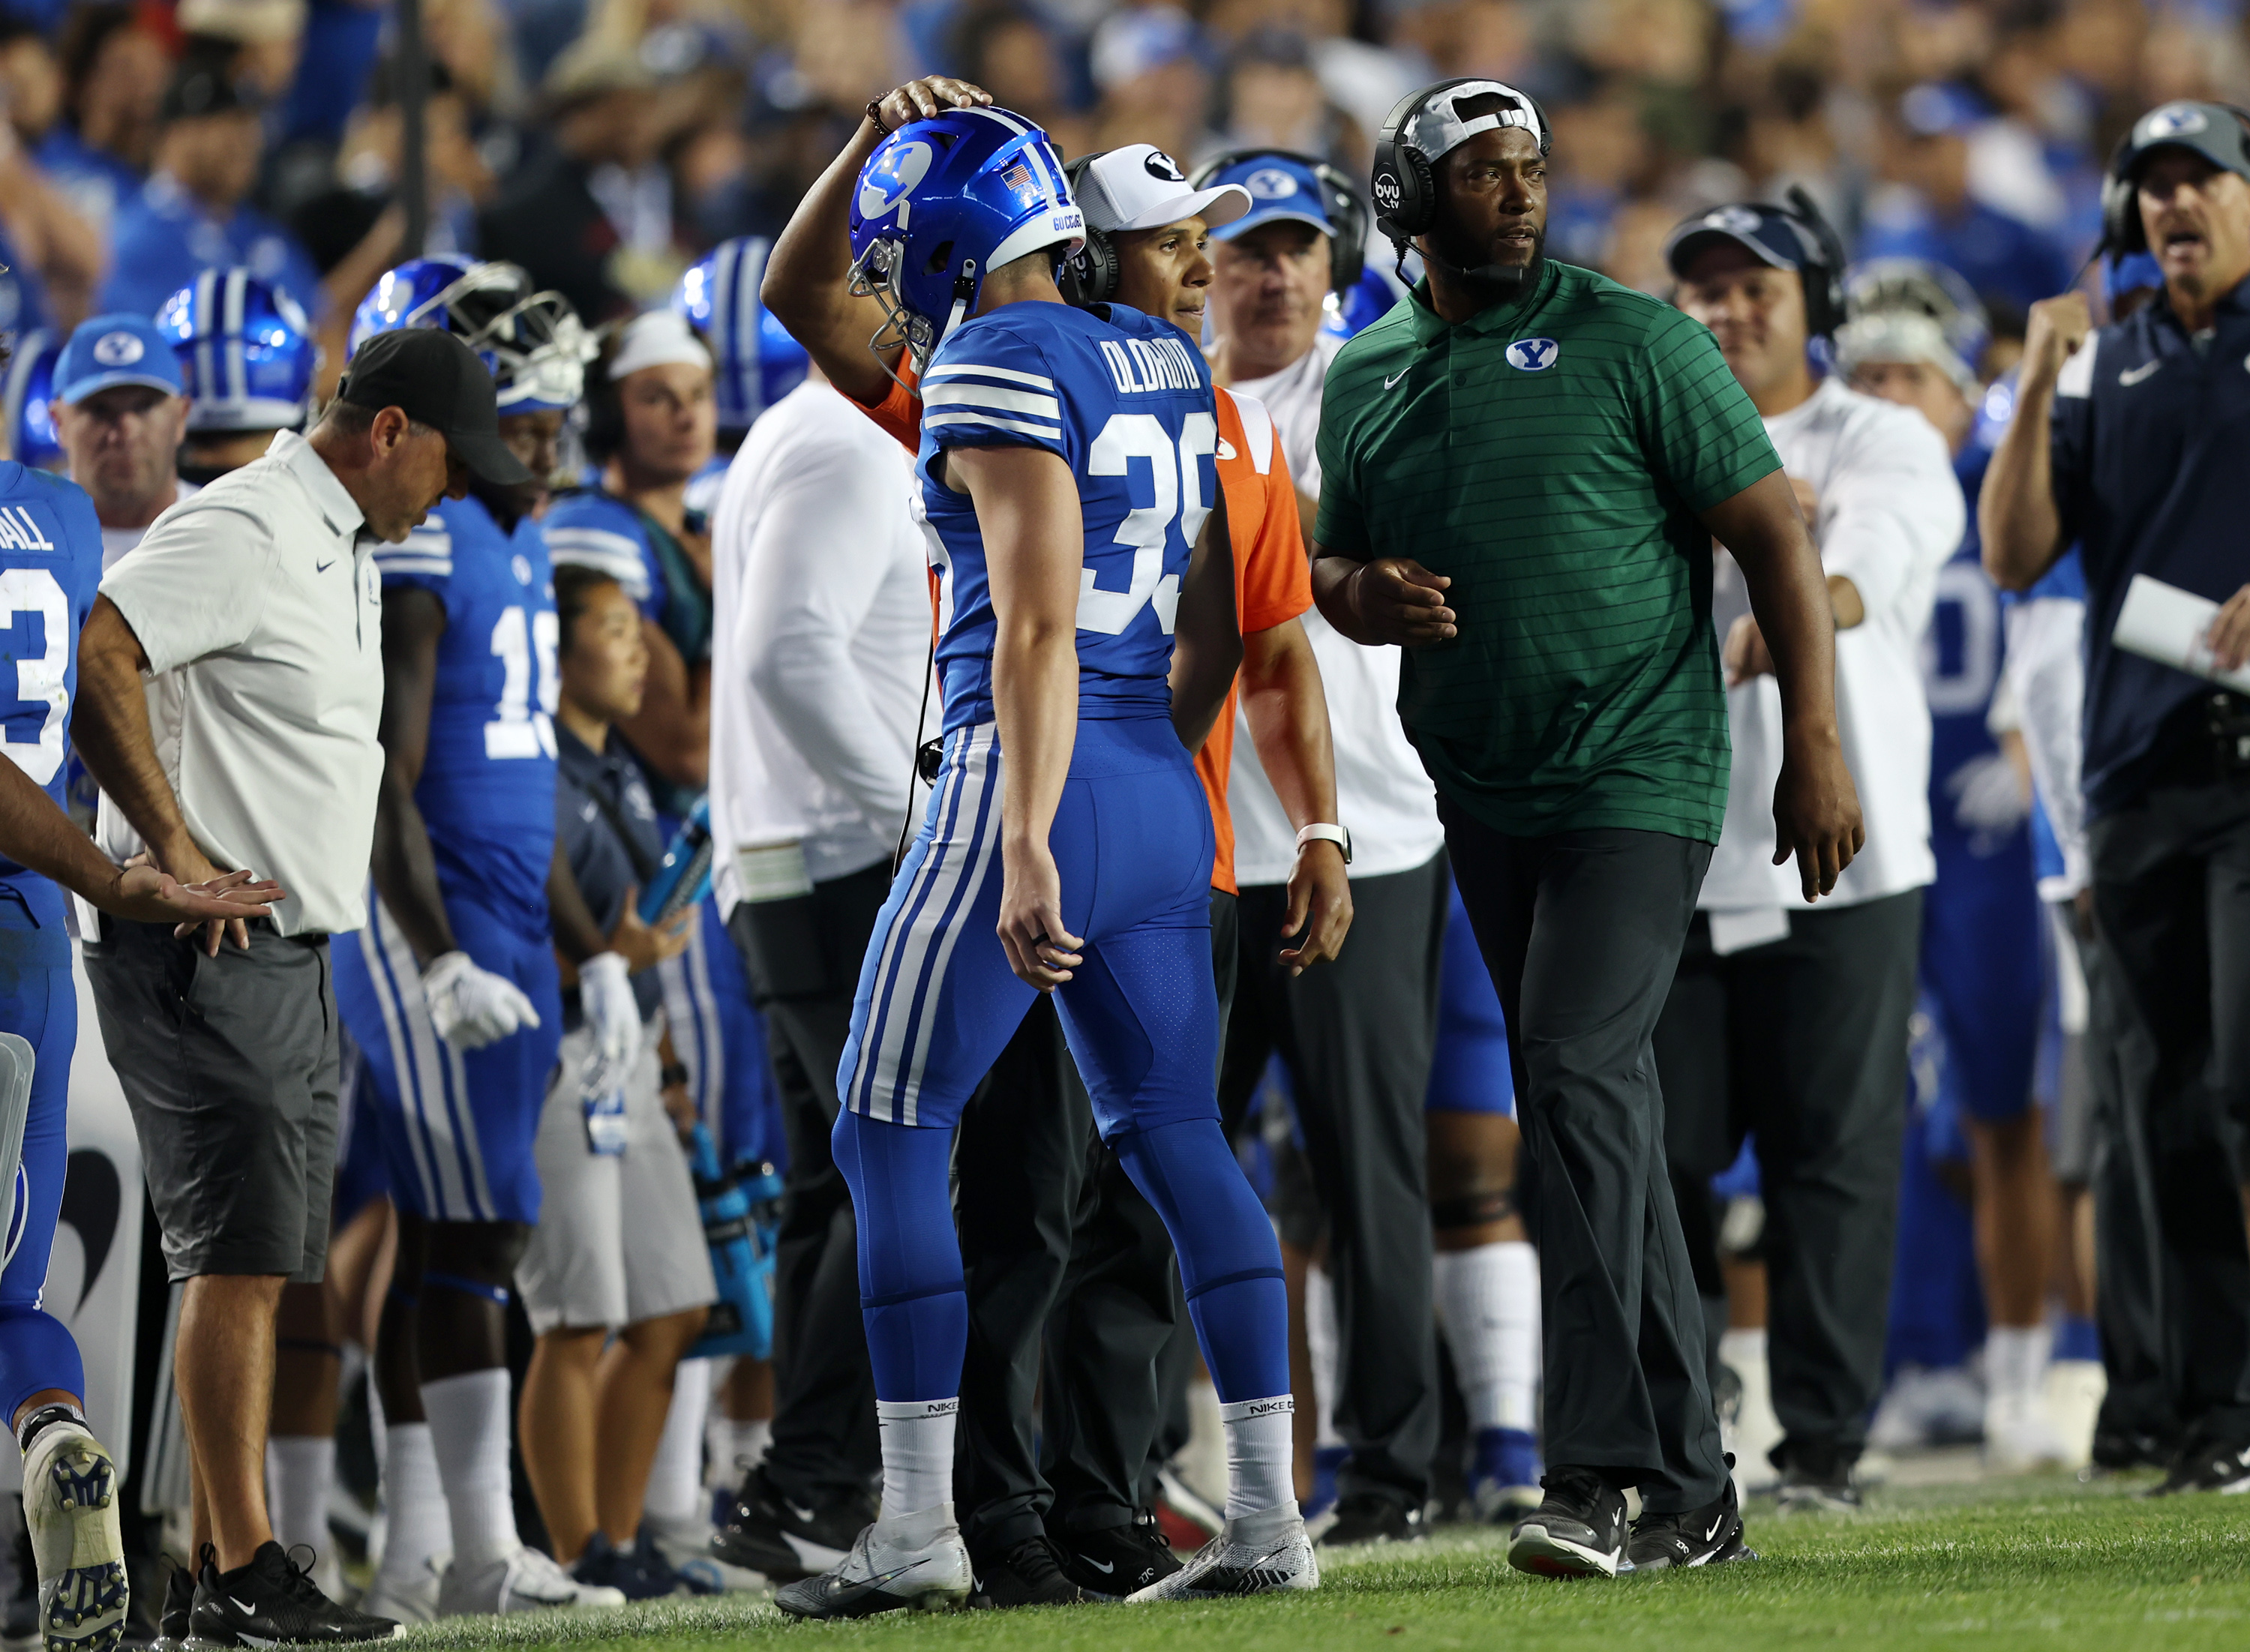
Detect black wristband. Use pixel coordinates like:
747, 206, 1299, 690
866, 98, 891, 135
661, 1063, 691, 1090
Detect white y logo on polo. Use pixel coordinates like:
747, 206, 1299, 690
1142, 149, 1186, 182
857, 139, 934, 220
2138, 103, 2210, 143
1245, 166, 1300, 199
91, 331, 145, 366
1507, 337, 1559, 371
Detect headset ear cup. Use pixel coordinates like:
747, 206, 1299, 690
1400, 146, 1436, 238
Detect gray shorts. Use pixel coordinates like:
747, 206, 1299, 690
84, 916, 338, 1282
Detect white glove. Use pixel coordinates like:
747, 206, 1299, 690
1946, 751, 2032, 838
422, 950, 542, 1050
577, 950, 642, 1094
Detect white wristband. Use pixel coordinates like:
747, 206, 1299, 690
1295, 823, 1352, 865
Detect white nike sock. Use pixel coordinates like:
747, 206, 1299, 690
1304, 1265, 1343, 1449
1986, 1322, 2053, 1402
706, 1417, 771, 1487
645, 1358, 711, 1525
266, 1435, 335, 1565
1432, 1240, 1540, 1432
374, 1420, 451, 1588
1220, 1396, 1297, 1520
875, 1399, 958, 1521
422, 1369, 518, 1570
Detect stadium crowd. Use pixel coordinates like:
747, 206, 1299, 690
0, 0, 2241, 1638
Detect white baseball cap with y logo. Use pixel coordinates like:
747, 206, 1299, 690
1076, 144, 1252, 235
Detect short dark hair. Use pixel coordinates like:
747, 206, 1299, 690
554, 562, 622, 651
315, 399, 438, 442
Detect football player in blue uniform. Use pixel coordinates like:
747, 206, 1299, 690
0, 321, 289, 1652
1838, 260, 2062, 1467
157, 268, 321, 487
770, 106, 1311, 1618
328, 257, 657, 1621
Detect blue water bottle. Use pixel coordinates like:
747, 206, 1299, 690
688, 1123, 775, 1360
639, 796, 716, 925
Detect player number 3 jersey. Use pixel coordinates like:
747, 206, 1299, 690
915, 300, 1217, 733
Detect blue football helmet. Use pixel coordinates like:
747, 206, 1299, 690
1843, 257, 1990, 378
156, 268, 320, 433
352, 256, 592, 413
674, 238, 808, 433
0, 330, 64, 470
848, 106, 1084, 371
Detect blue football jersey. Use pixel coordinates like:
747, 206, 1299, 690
375, 493, 558, 937
915, 301, 1219, 733
0, 464, 100, 881
1922, 440, 2026, 860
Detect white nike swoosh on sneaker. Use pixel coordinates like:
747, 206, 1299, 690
2120, 359, 2162, 385
1706, 1516, 1725, 1542
1083, 1557, 1115, 1574
228, 1597, 259, 1614
1384, 370, 1408, 389
786, 1503, 820, 1523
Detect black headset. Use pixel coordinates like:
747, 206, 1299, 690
1187, 148, 1369, 297
1056, 155, 1120, 307
2098, 101, 2250, 256
1778, 185, 1849, 340
1370, 77, 1551, 259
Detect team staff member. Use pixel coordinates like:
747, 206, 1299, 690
1314, 78, 1862, 1579
50, 312, 190, 570
74, 325, 525, 1645
1662, 207, 1962, 1510
1982, 99, 2250, 1495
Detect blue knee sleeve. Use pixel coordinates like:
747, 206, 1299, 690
0, 1308, 83, 1425
832, 1108, 965, 1402
1114, 1118, 1288, 1402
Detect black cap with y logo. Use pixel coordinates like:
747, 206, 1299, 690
335, 327, 532, 486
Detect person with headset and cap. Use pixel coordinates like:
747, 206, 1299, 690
1312, 76, 1864, 1579
1983, 100, 2250, 1498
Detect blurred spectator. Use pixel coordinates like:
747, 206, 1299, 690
1087, 3, 1212, 160
1210, 28, 1362, 170
0, 19, 104, 328
296, 58, 494, 273
40, 2, 166, 234
1546, 85, 1647, 266
1, 16, 67, 153
98, 58, 327, 321
949, 4, 1088, 155
178, 0, 308, 104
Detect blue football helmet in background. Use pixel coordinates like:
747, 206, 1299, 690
1843, 257, 1992, 377
157, 268, 320, 433
352, 256, 592, 412
674, 238, 808, 433
0, 330, 64, 470
848, 106, 1083, 371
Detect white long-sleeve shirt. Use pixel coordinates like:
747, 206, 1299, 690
709, 380, 931, 910
1700, 376, 1964, 933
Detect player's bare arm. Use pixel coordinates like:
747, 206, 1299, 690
368, 586, 460, 964
1980, 292, 2087, 592
761, 76, 994, 406
1166, 486, 1240, 753
956, 441, 1088, 991
1701, 469, 1865, 902
1311, 545, 1456, 646
1239, 616, 1352, 973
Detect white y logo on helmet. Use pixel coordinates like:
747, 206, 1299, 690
857, 139, 935, 220
2139, 103, 2210, 142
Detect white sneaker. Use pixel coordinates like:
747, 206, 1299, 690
770, 1505, 971, 1618
362, 1554, 446, 1624
1984, 1390, 2071, 1474
437, 1546, 627, 1615
1869, 1365, 1988, 1453
1126, 1505, 1317, 1602
22, 1420, 126, 1652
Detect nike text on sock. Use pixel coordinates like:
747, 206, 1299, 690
375, 1420, 451, 1585
266, 1435, 337, 1562
1433, 1241, 1540, 1433
422, 1369, 519, 1570
1220, 1395, 1297, 1521
876, 1398, 959, 1522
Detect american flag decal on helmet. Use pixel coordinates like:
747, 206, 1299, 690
1000, 161, 1034, 193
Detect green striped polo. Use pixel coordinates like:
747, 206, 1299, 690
1315, 260, 1780, 844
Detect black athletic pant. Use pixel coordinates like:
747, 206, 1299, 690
728, 862, 891, 1507
1652, 890, 1922, 1476
1438, 806, 1725, 1515
950, 891, 1237, 1558
1217, 852, 1447, 1511
2088, 778, 2250, 1446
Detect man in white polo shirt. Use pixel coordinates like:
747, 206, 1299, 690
72, 327, 529, 1646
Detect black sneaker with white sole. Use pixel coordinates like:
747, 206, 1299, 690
186, 1543, 398, 1647
1506, 1468, 1630, 1579
968, 1537, 1085, 1609
1053, 1512, 1180, 1598
150, 1565, 194, 1652
1627, 1471, 1756, 1573
711, 1466, 873, 1582
1317, 1493, 1426, 1548
2145, 1438, 2250, 1497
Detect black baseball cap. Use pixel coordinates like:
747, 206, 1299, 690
2116, 100, 2250, 186
336, 328, 532, 486
160, 59, 263, 124
1663, 202, 1822, 282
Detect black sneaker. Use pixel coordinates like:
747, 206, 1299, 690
968, 1537, 1085, 1609
1775, 1455, 1862, 1515
1506, 1468, 1630, 1579
186, 1543, 398, 1646
1627, 1470, 1756, 1573
568, 1531, 682, 1601
712, 1466, 872, 1582
2145, 1438, 2250, 1497
2092, 1427, 2172, 1472
151, 1564, 194, 1652
1316, 1493, 1426, 1547
1053, 1510, 1181, 1598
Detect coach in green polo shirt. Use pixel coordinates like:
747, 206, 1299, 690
1314, 78, 1864, 1580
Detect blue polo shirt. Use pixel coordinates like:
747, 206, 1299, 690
97, 173, 326, 322
2050, 278, 2250, 817
554, 721, 665, 1028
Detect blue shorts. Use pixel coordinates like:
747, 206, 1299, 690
328, 1026, 391, 1228
333, 885, 562, 1225
839, 716, 1216, 1136
0, 876, 84, 1418
1921, 831, 2042, 1125
659, 894, 784, 1171
1424, 872, 1515, 1117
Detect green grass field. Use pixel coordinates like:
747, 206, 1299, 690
384, 1471, 2250, 1652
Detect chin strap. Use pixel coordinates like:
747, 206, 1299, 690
935, 259, 980, 352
